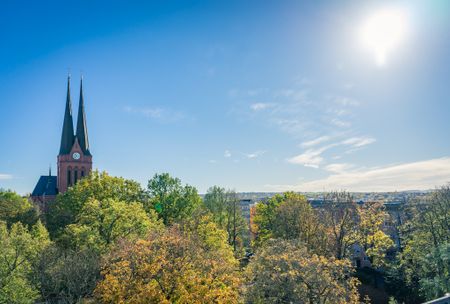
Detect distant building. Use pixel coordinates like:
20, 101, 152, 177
31, 76, 93, 210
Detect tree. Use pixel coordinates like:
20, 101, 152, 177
204, 186, 248, 254
0, 221, 50, 303
0, 190, 39, 228
252, 192, 296, 246
245, 239, 360, 304
47, 171, 146, 237
357, 202, 394, 268
34, 245, 100, 303
319, 191, 359, 259
204, 186, 228, 227
61, 198, 162, 253
389, 185, 450, 302
95, 224, 241, 303
253, 192, 328, 255
271, 194, 328, 255
147, 173, 202, 225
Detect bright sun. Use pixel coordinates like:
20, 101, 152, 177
360, 8, 409, 66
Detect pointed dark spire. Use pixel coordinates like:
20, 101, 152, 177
76, 76, 91, 155
59, 75, 75, 155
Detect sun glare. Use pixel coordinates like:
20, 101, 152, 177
360, 8, 409, 66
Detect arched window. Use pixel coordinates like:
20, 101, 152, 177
81, 167, 85, 177
67, 168, 71, 186
74, 169, 78, 184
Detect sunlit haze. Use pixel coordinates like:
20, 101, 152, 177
359, 7, 409, 66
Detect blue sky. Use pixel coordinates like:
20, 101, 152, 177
1, 0, 450, 194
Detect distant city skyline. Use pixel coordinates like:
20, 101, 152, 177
1, 0, 450, 194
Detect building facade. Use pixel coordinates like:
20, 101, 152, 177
31, 76, 92, 209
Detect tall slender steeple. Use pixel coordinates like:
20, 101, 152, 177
76, 76, 91, 155
59, 75, 75, 155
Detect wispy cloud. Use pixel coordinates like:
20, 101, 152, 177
0, 174, 12, 180
250, 103, 275, 111
330, 118, 351, 128
332, 96, 360, 106
243, 150, 266, 159
123, 106, 187, 123
341, 136, 376, 148
287, 145, 336, 168
325, 163, 354, 173
224, 150, 231, 158
300, 136, 331, 148
231, 80, 361, 142
267, 157, 450, 192
289, 136, 376, 169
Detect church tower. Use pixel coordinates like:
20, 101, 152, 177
57, 76, 92, 193
31, 76, 93, 208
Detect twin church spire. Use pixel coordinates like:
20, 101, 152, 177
59, 75, 90, 156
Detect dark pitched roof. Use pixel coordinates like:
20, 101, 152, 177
59, 76, 75, 155
76, 77, 91, 156
31, 175, 58, 196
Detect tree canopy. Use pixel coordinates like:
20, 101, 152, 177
47, 170, 147, 237
0, 221, 50, 303
245, 239, 360, 304
95, 223, 241, 303
147, 173, 202, 225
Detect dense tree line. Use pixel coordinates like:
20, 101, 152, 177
0, 172, 448, 303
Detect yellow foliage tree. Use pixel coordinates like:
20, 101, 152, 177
95, 224, 241, 303
245, 239, 360, 304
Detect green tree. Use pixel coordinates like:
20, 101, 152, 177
245, 239, 360, 304
61, 198, 162, 253
34, 245, 101, 303
390, 185, 450, 302
47, 170, 147, 237
252, 192, 295, 245
271, 194, 328, 255
204, 186, 248, 254
388, 185, 450, 303
0, 221, 50, 303
253, 192, 328, 254
357, 202, 394, 268
204, 186, 228, 227
0, 190, 39, 228
147, 173, 202, 225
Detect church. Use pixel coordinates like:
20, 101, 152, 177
31, 76, 93, 209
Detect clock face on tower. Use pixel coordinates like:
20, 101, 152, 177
72, 152, 81, 160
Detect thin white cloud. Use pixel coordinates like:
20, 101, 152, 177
333, 96, 360, 106
289, 136, 376, 168
208, 160, 217, 164
275, 89, 308, 101
250, 103, 275, 111
124, 106, 186, 123
244, 150, 266, 159
341, 137, 376, 148
331, 118, 351, 128
325, 163, 354, 173
268, 157, 450, 192
0, 174, 12, 180
224, 150, 231, 158
300, 136, 330, 148
287, 144, 336, 168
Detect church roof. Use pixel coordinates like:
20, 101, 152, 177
31, 175, 58, 196
59, 76, 75, 155
76, 77, 91, 156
